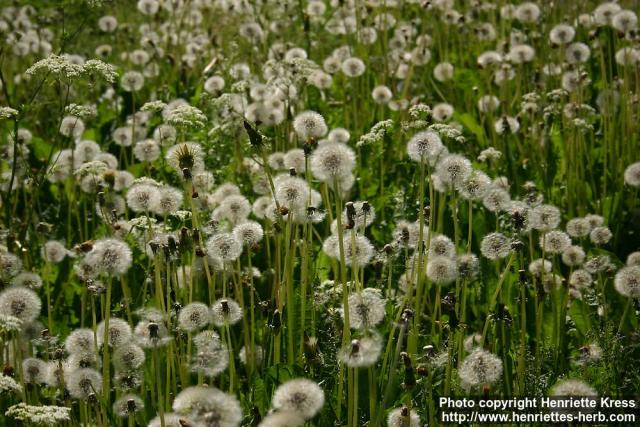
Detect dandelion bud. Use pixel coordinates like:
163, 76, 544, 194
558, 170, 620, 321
441, 293, 456, 313
182, 167, 192, 180
423, 345, 435, 357
511, 240, 524, 251
303, 140, 317, 156
518, 269, 527, 283
149, 241, 160, 254
271, 310, 282, 330
148, 322, 159, 339
401, 352, 412, 368
404, 366, 416, 388
401, 308, 413, 324
53, 348, 65, 360
166, 237, 178, 255
350, 340, 360, 355
3, 365, 14, 377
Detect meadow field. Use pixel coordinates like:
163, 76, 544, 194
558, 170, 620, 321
0, 0, 639, 425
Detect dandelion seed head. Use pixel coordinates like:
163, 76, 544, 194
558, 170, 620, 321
120, 70, 144, 92
213, 194, 251, 224
514, 2, 540, 23
480, 188, 510, 213
59, 116, 85, 139
310, 142, 356, 182
178, 302, 211, 332
11, 272, 42, 290
113, 342, 145, 371
427, 255, 458, 284
589, 226, 612, 245
113, 394, 144, 418
133, 139, 160, 162
97, 317, 132, 348
387, 407, 421, 427
565, 42, 591, 64
172, 386, 242, 426
134, 319, 171, 348
66, 350, 101, 371
429, 234, 456, 258
206, 233, 242, 262
283, 149, 306, 173
433, 62, 454, 82
459, 349, 503, 390
562, 245, 585, 267
148, 413, 191, 427
494, 116, 520, 134
66, 367, 102, 399
615, 47, 639, 66
481, 232, 512, 260
22, 358, 47, 384
274, 175, 311, 211
0, 286, 41, 323
592, 3, 618, 25
457, 254, 480, 279
540, 230, 571, 254
407, 131, 444, 164
549, 24, 575, 45
458, 170, 492, 201
190, 339, 229, 378
529, 204, 561, 231
85, 238, 132, 276
126, 184, 161, 213
42, 240, 69, 263
0, 251, 22, 279
233, 221, 264, 245
566, 217, 591, 238
272, 379, 325, 420
338, 332, 383, 368
211, 298, 243, 327
627, 252, 640, 267
345, 288, 386, 329
65, 328, 96, 354
326, 128, 350, 145
614, 266, 640, 298
258, 411, 305, 427
293, 111, 327, 141
550, 379, 597, 397
570, 269, 593, 290
371, 85, 393, 104
624, 162, 640, 187
435, 154, 472, 187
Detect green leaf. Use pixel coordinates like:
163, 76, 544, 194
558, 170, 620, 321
569, 299, 592, 337
456, 113, 486, 145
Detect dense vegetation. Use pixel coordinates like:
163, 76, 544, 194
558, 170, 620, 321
0, 0, 639, 425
